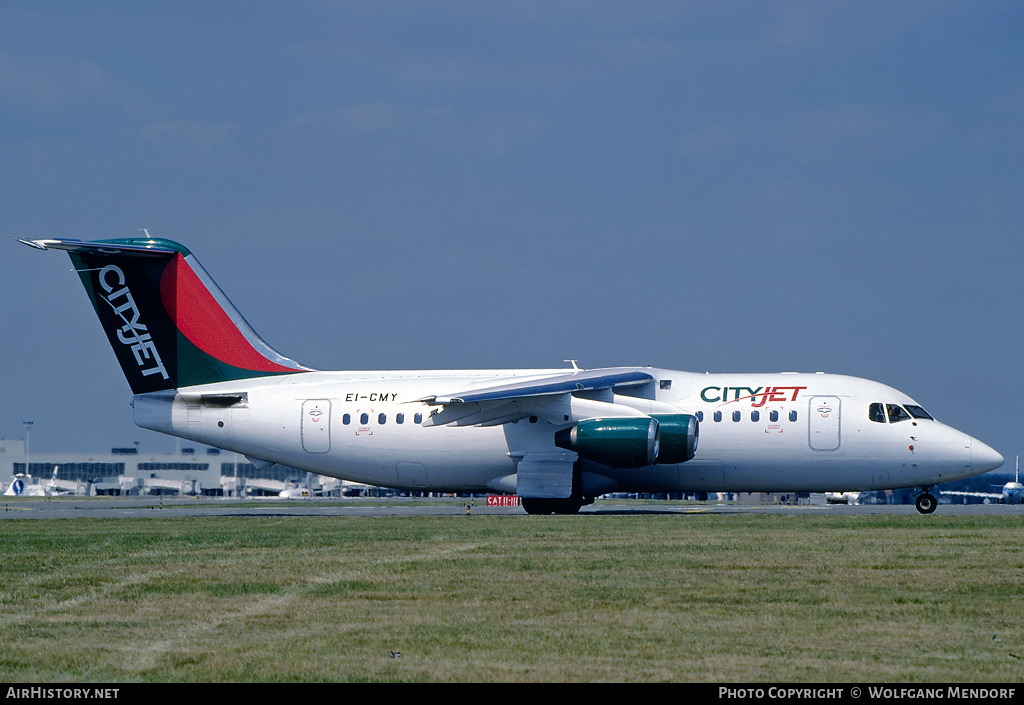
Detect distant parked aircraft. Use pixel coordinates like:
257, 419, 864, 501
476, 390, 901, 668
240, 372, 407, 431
3, 466, 67, 496
942, 455, 1022, 505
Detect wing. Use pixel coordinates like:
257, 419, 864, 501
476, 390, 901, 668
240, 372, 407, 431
416, 368, 657, 427
414, 367, 662, 500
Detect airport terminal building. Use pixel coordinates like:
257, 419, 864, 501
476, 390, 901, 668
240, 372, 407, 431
0, 438, 740, 503
0, 439, 343, 497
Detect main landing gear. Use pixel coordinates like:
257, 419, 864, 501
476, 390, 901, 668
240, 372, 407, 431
520, 460, 594, 515
914, 488, 938, 514
520, 495, 594, 515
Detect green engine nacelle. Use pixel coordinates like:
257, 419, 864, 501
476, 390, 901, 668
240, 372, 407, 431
650, 413, 699, 464
554, 414, 699, 468
555, 417, 660, 469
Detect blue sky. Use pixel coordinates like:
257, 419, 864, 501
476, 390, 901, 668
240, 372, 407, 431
1, 1, 1021, 470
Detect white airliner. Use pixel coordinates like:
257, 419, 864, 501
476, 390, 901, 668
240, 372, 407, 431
277, 472, 316, 500
3, 466, 65, 497
3, 475, 33, 496
824, 491, 862, 505
17, 236, 1004, 514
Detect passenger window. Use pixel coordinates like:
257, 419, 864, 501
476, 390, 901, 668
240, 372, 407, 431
360, 413, 369, 425
696, 411, 704, 422
732, 411, 741, 422
343, 413, 351, 425
396, 413, 405, 424
414, 413, 423, 424
713, 411, 722, 422
769, 410, 779, 422
378, 413, 386, 425
751, 411, 759, 422
868, 403, 886, 423
789, 410, 798, 422
887, 404, 911, 424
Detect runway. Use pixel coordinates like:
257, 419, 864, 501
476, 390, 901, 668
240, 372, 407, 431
2, 495, 1021, 519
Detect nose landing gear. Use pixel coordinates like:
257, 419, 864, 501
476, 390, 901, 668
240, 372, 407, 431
914, 488, 937, 514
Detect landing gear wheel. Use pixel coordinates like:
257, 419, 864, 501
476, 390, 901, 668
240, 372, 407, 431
521, 497, 584, 515
915, 492, 937, 514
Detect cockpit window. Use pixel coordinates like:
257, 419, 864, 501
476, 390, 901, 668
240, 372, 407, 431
868, 403, 886, 424
904, 404, 933, 420
870, 402, 930, 424
886, 404, 912, 424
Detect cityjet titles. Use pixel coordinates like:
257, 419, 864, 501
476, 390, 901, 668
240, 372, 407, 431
99, 264, 169, 381
700, 385, 807, 407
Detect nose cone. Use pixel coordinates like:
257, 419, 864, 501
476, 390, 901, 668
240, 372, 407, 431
971, 439, 1004, 474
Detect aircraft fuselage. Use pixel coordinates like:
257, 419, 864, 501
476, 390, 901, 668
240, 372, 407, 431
132, 367, 998, 497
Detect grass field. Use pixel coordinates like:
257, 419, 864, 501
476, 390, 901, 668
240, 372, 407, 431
0, 509, 1022, 682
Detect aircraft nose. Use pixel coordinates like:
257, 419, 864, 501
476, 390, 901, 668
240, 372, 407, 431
971, 438, 1004, 473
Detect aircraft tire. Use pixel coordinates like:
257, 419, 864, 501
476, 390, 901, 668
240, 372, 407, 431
521, 497, 584, 515
915, 492, 937, 514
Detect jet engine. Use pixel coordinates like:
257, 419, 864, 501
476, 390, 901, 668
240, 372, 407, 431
650, 413, 699, 464
554, 414, 699, 468
554, 417, 659, 468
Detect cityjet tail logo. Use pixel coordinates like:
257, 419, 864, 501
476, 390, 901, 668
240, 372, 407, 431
700, 385, 807, 407
98, 264, 169, 381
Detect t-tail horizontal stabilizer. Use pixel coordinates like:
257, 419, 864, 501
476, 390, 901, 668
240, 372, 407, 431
18, 237, 311, 393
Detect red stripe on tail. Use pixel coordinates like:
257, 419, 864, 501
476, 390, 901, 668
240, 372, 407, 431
160, 254, 296, 374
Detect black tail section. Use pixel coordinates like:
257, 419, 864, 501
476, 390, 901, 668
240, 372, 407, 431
21, 237, 310, 393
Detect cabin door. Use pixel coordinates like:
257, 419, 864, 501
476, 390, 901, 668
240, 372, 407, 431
302, 399, 331, 453
808, 396, 841, 451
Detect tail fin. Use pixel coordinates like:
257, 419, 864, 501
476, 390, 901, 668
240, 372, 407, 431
20, 237, 310, 393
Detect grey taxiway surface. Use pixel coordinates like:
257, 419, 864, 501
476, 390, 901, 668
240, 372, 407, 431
2, 496, 1022, 519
